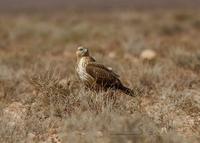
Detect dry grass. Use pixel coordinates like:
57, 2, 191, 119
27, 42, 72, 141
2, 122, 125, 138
0, 11, 200, 143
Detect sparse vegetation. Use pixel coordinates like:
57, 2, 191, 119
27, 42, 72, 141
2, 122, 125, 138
0, 11, 200, 143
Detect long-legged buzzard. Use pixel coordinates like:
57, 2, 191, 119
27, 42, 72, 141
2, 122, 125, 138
76, 47, 134, 96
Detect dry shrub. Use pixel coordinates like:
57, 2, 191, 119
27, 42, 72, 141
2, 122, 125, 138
132, 63, 164, 94
28, 67, 80, 117
0, 80, 19, 108
87, 92, 118, 114
171, 49, 200, 73
60, 111, 192, 143
173, 13, 193, 22
178, 92, 200, 134
0, 117, 27, 143
192, 19, 200, 30
158, 23, 184, 36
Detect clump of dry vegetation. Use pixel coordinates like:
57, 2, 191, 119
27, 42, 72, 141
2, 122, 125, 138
0, 11, 200, 143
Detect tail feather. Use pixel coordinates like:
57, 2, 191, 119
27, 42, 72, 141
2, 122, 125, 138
119, 85, 135, 97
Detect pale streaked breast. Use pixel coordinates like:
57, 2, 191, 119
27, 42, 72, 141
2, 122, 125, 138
77, 58, 94, 83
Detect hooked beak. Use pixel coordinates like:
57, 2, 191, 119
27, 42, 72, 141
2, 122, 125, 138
84, 48, 88, 53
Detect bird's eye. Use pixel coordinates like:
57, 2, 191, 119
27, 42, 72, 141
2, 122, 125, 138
80, 48, 83, 51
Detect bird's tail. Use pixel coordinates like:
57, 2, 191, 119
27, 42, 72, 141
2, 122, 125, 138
119, 85, 135, 97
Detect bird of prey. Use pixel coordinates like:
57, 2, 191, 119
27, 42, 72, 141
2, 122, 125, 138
76, 46, 134, 96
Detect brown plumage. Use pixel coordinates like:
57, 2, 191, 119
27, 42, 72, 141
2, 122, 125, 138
76, 46, 134, 96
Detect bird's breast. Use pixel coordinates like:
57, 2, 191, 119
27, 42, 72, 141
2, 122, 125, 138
77, 58, 94, 82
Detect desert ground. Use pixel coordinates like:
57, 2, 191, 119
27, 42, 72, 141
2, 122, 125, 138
0, 10, 200, 143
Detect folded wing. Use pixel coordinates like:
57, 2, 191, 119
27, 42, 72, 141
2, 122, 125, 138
86, 63, 120, 88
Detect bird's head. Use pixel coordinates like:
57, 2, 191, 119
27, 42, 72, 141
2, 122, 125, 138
76, 46, 89, 58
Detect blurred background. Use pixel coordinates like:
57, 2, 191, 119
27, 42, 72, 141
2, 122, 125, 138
0, 0, 200, 13
0, 1, 200, 143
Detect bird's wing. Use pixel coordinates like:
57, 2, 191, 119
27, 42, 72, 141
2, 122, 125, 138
106, 67, 120, 77
86, 63, 119, 83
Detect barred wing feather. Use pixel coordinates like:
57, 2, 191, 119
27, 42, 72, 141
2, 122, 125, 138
86, 63, 120, 86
